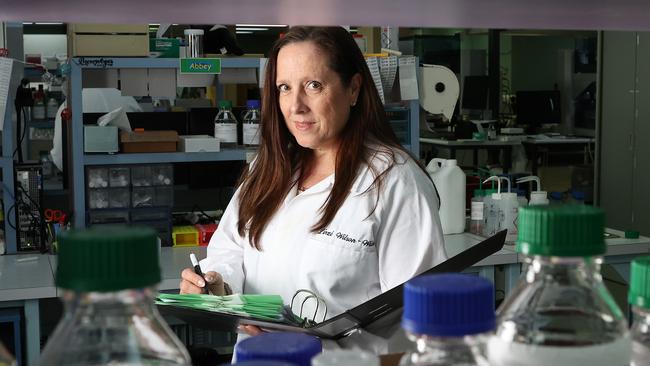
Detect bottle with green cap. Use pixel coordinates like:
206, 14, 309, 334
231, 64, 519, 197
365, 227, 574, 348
38, 227, 191, 365
214, 100, 239, 147
487, 205, 630, 365
630, 256, 650, 365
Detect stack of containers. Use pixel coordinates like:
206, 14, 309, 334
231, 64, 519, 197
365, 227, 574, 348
85, 164, 174, 246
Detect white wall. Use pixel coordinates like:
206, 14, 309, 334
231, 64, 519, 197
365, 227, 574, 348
23, 34, 66, 57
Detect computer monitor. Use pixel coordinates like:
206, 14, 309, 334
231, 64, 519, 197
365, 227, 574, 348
515, 90, 561, 133
461, 75, 490, 111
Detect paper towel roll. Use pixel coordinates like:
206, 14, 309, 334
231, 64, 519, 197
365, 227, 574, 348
418, 64, 459, 121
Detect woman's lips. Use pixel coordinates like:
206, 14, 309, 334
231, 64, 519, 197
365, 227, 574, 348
294, 121, 315, 131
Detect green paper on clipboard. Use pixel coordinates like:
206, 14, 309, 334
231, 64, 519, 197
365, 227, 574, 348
157, 230, 506, 339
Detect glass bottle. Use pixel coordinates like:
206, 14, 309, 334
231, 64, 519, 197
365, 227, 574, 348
488, 205, 630, 366
470, 189, 485, 235
214, 100, 239, 147
39, 227, 191, 365
242, 99, 261, 146
630, 256, 650, 366
399, 273, 495, 366
235, 332, 321, 366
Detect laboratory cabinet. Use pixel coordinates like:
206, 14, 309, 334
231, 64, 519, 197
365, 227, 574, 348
599, 31, 650, 236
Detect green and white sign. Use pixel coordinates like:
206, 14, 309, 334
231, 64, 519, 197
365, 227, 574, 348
180, 58, 221, 74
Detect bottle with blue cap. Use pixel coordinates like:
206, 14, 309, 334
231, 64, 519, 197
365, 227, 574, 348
38, 227, 191, 365
228, 361, 296, 366
235, 332, 321, 366
629, 256, 650, 365
242, 99, 261, 146
399, 273, 495, 365
488, 205, 630, 365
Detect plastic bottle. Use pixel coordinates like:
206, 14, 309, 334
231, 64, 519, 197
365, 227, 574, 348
46, 98, 59, 119
482, 188, 497, 237
569, 190, 586, 205
629, 256, 650, 366
516, 176, 549, 206
214, 100, 238, 147
312, 349, 379, 366
470, 189, 485, 235
230, 362, 296, 366
242, 99, 261, 146
426, 158, 466, 234
482, 176, 518, 242
33, 85, 46, 120
514, 188, 528, 208
38, 227, 192, 365
549, 191, 564, 205
399, 273, 495, 366
488, 205, 631, 366
235, 332, 322, 366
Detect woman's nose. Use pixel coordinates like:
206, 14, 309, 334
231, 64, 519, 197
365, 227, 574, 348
289, 92, 308, 114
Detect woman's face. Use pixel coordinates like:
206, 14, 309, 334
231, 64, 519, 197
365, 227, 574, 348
276, 41, 360, 154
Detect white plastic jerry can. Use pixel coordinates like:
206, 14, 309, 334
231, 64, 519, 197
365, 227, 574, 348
426, 158, 466, 234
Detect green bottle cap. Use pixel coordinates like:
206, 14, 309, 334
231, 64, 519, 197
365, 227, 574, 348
218, 100, 232, 109
473, 189, 485, 197
484, 189, 497, 195
625, 230, 640, 239
56, 227, 161, 292
630, 256, 650, 308
516, 205, 605, 257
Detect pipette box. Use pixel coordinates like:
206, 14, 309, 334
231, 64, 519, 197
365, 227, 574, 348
172, 226, 200, 247
195, 223, 218, 246
179, 135, 220, 152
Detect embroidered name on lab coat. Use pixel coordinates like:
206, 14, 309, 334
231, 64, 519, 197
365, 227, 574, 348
318, 229, 375, 247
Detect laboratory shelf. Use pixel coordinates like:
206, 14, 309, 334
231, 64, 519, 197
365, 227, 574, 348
71, 57, 261, 69
83, 149, 249, 165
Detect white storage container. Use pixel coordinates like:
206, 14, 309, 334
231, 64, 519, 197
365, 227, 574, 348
426, 158, 466, 234
179, 135, 220, 152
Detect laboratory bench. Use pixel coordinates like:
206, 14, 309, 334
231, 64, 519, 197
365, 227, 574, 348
2, 229, 648, 364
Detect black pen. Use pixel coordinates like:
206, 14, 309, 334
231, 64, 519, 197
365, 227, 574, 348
190, 253, 208, 294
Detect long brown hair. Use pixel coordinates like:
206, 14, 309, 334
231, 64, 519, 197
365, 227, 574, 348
237, 26, 427, 249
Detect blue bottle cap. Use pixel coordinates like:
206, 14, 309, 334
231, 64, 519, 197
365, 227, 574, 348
246, 99, 261, 109
235, 332, 321, 366
402, 274, 495, 337
571, 190, 585, 201
549, 191, 564, 201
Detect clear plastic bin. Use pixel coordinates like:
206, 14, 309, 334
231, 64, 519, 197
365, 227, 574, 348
88, 189, 109, 209
132, 187, 155, 207
131, 166, 153, 187
154, 186, 174, 206
109, 167, 130, 187
109, 188, 130, 208
152, 164, 173, 186
88, 209, 129, 225
87, 167, 109, 188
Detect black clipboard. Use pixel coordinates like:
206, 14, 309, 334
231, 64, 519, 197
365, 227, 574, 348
158, 230, 507, 339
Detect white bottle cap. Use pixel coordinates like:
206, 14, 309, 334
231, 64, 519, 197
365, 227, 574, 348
184, 29, 204, 35
530, 191, 549, 205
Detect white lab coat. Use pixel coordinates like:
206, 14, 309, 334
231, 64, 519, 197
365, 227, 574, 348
201, 146, 447, 324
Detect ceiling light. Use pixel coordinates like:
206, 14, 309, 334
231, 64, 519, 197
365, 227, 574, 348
236, 31, 253, 34
235, 27, 269, 31
236, 24, 287, 28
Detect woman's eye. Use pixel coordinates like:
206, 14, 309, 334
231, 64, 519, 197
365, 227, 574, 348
306, 81, 322, 91
277, 84, 289, 93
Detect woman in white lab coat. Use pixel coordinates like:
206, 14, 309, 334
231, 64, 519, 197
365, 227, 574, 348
180, 26, 446, 336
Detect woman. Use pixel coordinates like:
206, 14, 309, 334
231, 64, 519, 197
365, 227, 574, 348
180, 26, 446, 335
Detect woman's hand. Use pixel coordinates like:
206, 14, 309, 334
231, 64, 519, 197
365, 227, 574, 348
238, 324, 265, 336
179, 268, 231, 295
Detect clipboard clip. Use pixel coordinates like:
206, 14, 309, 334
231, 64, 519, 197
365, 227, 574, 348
291, 289, 328, 324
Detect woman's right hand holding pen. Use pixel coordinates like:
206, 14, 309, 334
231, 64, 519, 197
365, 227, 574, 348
179, 269, 231, 295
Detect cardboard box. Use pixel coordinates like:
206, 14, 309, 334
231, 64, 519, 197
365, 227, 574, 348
69, 23, 149, 57
120, 130, 178, 153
